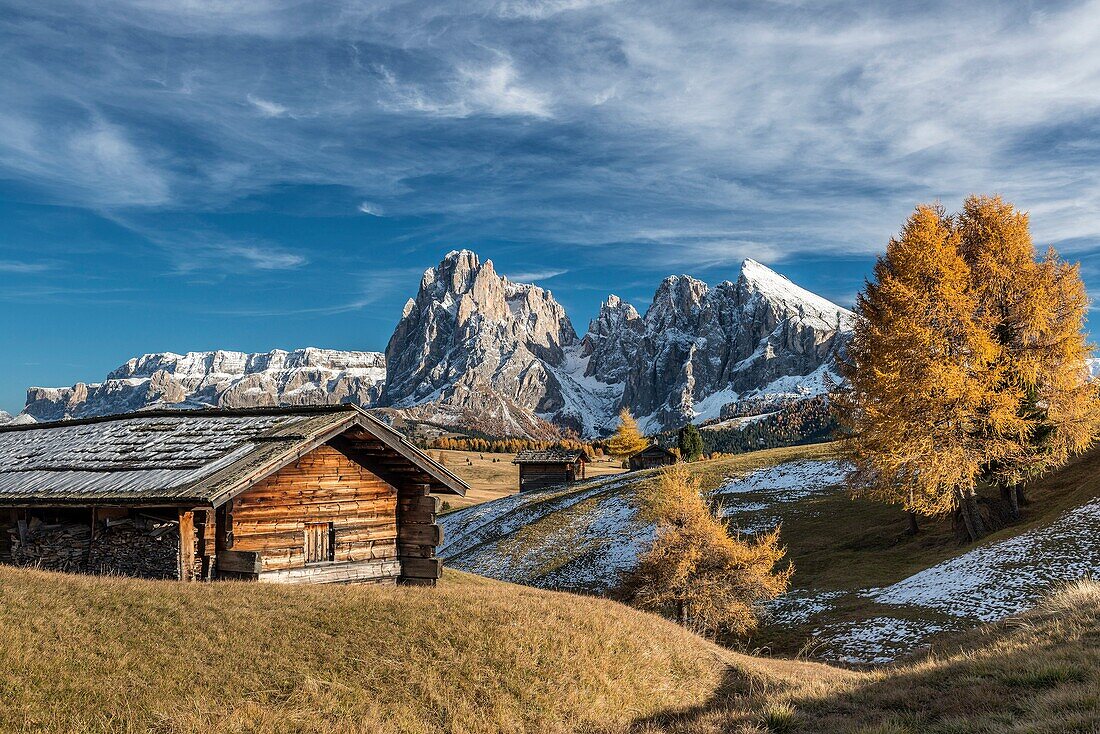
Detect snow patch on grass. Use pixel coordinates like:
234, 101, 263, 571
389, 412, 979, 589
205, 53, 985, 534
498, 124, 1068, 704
866, 498, 1100, 621
814, 617, 953, 665
715, 460, 849, 503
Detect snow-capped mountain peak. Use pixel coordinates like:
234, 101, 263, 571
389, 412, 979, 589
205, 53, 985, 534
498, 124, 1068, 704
16, 250, 852, 438
20, 348, 385, 423
737, 258, 853, 323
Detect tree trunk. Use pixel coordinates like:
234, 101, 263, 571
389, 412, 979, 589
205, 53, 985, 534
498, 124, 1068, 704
956, 488, 981, 542
998, 482, 1020, 521
1007, 483, 1020, 520
1015, 484, 1029, 507
907, 511, 920, 535
966, 488, 985, 538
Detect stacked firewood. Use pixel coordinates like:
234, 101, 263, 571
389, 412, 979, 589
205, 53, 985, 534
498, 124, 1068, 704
5, 518, 91, 572
87, 517, 179, 579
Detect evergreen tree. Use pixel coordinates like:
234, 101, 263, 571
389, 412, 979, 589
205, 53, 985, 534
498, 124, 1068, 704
608, 408, 648, 458
836, 204, 1023, 541
678, 424, 705, 461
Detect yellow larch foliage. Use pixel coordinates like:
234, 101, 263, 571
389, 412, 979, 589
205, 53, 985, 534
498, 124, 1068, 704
630, 464, 792, 638
836, 204, 1024, 537
956, 195, 1097, 490
837, 197, 1098, 540
607, 408, 648, 458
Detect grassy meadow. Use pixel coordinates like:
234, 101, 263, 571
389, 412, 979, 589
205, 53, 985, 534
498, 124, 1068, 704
434, 449, 626, 509
0, 564, 1097, 733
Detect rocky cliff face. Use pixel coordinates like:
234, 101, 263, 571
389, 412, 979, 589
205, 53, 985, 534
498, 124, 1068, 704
21, 348, 385, 422
379, 250, 577, 439
588, 259, 853, 431
16, 251, 851, 438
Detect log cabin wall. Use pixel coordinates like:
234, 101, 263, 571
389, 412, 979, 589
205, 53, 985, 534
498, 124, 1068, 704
395, 482, 442, 586
517, 462, 574, 491
222, 444, 401, 584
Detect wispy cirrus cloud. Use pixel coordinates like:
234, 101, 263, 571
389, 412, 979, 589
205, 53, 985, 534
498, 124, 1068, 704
508, 268, 568, 282
0, 260, 53, 273
4, 0, 1100, 270
246, 94, 289, 118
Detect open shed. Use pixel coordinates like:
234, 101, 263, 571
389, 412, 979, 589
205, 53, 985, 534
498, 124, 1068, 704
512, 448, 589, 491
0, 406, 466, 585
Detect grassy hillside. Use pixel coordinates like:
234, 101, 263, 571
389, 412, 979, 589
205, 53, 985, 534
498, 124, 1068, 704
435, 449, 626, 509
0, 564, 1097, 733
0, 566, 725, 733
441, 441, 1100, 663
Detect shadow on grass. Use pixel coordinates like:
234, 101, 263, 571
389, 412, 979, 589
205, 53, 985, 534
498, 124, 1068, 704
630, 613, 1100, 734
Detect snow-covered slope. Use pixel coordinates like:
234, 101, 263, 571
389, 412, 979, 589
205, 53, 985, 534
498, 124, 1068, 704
0, 410, 11, 425
442, 449, 1100, 664
20, 348, 385, 422
806, 498, 1100, 663
440, 456, 848, 595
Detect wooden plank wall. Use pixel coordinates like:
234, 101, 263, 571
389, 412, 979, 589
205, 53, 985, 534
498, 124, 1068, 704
224, 445, 399, 582
396, 483, 442, 585
518, 463, 574, 491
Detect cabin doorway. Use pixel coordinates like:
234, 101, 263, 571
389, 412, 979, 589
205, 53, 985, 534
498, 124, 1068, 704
304, 522, 335, 564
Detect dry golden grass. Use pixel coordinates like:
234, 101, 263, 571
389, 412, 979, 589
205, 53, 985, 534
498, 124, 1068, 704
0, 564, 1096, 733
0, 566, 723, 733
636, 579, 1100, 734
436, 449, 626, 509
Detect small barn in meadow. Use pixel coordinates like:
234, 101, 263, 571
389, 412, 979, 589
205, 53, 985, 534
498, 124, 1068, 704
628, 444, 679, 471
0, 406, 466, 585
513, 448, 589, 492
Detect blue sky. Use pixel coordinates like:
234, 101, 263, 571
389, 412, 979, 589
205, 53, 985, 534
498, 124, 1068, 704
3, 0, 1100, 414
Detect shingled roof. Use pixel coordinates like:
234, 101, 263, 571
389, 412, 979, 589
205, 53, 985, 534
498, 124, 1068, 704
512, 448, 590, 464
0, 406, 466, 505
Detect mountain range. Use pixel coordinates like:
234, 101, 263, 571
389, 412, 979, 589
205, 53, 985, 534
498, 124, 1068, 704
8, 250, 853, 438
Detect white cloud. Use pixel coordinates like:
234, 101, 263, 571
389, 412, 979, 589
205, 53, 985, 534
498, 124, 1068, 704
508, 268, 568, 281
246, 94, 289, 117
0, 260, 52, 273
358, 201, 385, 216
459, 60, 552, 118
217, 244, 306, 271
7, 0, 1100, 265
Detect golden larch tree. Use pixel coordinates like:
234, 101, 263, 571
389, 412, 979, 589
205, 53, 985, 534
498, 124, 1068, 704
607, 408, 648, 458
835, 204, 1024, 541
629, 464, 792, 637
956, 195, 1097, 517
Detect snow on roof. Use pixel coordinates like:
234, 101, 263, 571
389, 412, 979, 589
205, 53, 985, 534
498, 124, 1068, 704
0, 406, 466, 504
513, 448, 589, 464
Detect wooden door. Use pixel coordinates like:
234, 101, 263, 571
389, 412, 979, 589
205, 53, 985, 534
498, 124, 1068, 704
304, 522, 334, 564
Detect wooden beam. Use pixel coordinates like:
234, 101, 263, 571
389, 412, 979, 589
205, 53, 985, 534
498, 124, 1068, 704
217, 549, 262, 575
397, 523, 442, 546
400, 557, 442, 579
178, 510, 195, 582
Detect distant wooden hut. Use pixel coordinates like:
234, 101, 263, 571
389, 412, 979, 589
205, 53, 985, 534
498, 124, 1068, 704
512, 449, 589, 491
628, 444, 679, 471
0, 406, 467, 586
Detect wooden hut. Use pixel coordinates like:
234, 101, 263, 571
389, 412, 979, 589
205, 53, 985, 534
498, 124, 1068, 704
0, 406, 467, 586
512, 449, 589, 491
628, 444, 679, 471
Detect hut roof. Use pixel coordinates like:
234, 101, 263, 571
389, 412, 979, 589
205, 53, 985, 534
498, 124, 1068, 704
632, 444, 678, 459
512, 448, 589, 464
0, 406, 466, 506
